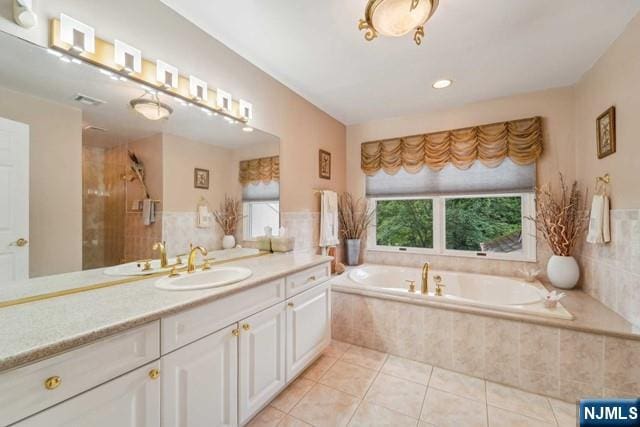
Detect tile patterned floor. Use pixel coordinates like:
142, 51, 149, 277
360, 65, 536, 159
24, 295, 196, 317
248, 340, 577, 427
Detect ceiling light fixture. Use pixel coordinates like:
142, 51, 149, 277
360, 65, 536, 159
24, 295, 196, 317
130, 91, 173, 121
358, 0, 439, 45
432, 79, 452, 89
242, 126, 253, 133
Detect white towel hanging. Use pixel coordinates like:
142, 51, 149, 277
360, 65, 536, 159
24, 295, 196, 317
586, 194, 610, 244
319, 190, 339, 248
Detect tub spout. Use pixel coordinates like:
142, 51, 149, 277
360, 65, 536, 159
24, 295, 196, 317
421, 262, 430, 294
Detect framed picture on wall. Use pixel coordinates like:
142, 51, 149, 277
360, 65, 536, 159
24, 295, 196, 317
596, 106, 616, 159
319, 149, 331, 180
194, 168, 210, 189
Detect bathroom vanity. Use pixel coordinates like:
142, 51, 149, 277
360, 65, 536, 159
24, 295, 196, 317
0, 254, 332, 427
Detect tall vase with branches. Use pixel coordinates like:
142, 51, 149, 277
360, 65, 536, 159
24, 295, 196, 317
338, 193, 374, 266
527, 174, 589, 289
213, 195, 241, 249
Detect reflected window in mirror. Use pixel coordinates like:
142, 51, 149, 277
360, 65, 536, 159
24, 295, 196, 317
242, 181, 280, 241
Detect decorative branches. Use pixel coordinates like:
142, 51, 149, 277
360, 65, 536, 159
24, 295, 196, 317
338, 193, 374, 240
527, 174, 589, 256
127, 151, 150, 198
213, 195, 241, 236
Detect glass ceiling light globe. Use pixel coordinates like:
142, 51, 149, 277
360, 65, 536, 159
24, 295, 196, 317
359, 0, 439, 45
130, 99, 173, 121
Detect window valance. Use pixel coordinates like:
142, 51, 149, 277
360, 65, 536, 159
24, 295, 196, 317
361, 116, 543, 176
239, 156, 280, 185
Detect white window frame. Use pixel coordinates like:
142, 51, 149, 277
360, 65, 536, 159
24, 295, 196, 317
242, 200, 280, 242
368, 192, 537, 262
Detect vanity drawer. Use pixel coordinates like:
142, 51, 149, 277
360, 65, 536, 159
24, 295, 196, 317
161, 278, 285, 354
0, 321, 159, 426
285, 263, 331, 298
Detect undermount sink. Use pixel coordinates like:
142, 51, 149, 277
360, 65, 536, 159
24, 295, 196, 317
154, 267, 253, 291
103, 258, 178, 276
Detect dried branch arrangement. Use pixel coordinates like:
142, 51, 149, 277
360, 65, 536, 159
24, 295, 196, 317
527, 174, 589, 256
127, 151, 150, 198
213, 195, 241, 235
338, 193, 374, 240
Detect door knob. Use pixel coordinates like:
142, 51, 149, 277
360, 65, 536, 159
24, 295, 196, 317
10, 238, 28, 247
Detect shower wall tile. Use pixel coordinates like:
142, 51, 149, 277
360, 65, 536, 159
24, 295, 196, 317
332, 291, 639, 402
578, 209, 640, 328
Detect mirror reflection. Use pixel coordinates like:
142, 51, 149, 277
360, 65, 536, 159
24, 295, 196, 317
0, 30, 280, 286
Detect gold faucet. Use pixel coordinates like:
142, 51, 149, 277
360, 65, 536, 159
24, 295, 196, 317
421, 262, 430, 294
152, 241, 168, 268
187, 245, 208, 273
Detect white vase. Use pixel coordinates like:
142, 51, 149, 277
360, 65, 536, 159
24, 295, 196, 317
546, 255, 580, 289
222, 235, 236, 249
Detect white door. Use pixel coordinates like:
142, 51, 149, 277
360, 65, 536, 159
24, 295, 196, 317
162, 324, 238, 427
0, 117, 29, 282
286, 282, 331, 381
17, 362, 161, 427
238, 302, 286, 424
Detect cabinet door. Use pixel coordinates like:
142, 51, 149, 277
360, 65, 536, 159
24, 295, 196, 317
286, 282, 331, 381
17, 362, 160, 427
238, 302, 286, 424
161, 324, 238, 427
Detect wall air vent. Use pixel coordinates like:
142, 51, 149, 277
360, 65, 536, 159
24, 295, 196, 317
73, 93, 106, 106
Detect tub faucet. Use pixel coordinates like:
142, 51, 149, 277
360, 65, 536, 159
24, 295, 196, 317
421, 262, 430, 294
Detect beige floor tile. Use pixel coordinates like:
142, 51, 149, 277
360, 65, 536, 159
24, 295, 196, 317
324, 340, 352, 358
302, 355, 338, 381
421, 388, 488, 427
428, 367, 486, 401
381, 355, 433, 385
488, 406, 555, 427
247, 406, 286, 427
271, 377, 315, 413
486, 382, 555, 423
318, 360, 378, 397
364, 373, 427, 418
417, 422, 435, 427
341, 345, 388, 370
348, 401, 419, 427
277, 415, 312, 427
548, 398, 578, 427
290, 383, 360, 427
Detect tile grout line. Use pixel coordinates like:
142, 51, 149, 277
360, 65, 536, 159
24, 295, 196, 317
416, 365, 435, 425
345, 352, 388, 426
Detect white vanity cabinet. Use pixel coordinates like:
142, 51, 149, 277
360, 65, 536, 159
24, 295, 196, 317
16, 361, 161, 427
286, 281, 331, 381
238, 302, 287, 424
161, 324, 238, 427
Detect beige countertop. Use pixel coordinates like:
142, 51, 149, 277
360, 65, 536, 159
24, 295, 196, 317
0, 253, 332, 372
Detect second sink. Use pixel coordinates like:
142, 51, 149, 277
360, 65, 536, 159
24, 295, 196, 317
155, 267, 252, 291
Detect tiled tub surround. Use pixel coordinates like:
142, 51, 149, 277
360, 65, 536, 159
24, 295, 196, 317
248, 340, 577, 427
331, 289, 640, 403
578, 209, 640, 328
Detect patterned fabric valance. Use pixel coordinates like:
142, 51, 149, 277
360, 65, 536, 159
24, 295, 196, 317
361, 117, 543, 176
239, 156, 280, 185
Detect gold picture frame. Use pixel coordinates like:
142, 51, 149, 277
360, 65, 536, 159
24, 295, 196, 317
596, 106, 616, 159
194, 168, 210, 189
319, 149, 331, 180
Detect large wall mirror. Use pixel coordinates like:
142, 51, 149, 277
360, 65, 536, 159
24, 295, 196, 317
0, 30, 280, 289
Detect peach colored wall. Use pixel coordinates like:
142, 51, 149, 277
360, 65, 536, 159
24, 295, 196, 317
127, 134, 163, 203
0, 86, 82, 277
162, 133, 234, 212
0, 0, 347, 216
574, 13, 640, 210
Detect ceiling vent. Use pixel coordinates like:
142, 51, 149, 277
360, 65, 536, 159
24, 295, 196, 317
73, 93, 106, 106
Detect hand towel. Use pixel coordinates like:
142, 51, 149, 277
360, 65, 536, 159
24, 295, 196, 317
142, 198, 155, 226
586, 194, 611, 244
319, 190, 339, 248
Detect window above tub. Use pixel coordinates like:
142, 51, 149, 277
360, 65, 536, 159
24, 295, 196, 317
366, 160, 537, 262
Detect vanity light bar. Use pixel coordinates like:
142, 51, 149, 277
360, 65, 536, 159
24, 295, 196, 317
49, 14, 253, 126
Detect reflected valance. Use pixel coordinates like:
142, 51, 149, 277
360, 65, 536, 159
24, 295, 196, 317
239, 156, 280, 185
361, 117, 543, 176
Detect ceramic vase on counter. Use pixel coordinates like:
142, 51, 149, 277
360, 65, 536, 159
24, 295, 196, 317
547, 255, 580, 289
345, 239, 361, 266
222, 235, 236, 249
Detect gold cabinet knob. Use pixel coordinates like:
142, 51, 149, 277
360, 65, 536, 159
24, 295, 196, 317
287, 302, 294, 308
10, 238, 28, 247
232, 328, 240, 337
148, 368, 160, 380
44, 376, 61, 390
242, 323, 251, 331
